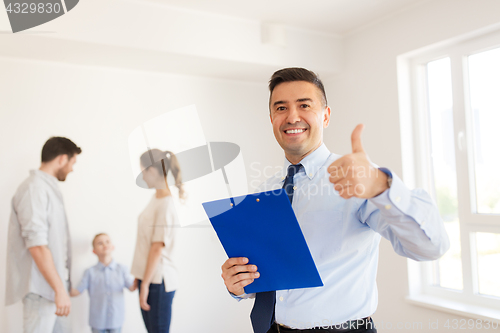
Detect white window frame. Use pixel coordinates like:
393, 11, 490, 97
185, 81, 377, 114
397, 24, 500, 322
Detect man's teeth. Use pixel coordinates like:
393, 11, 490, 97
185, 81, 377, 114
286, 129, 305, 134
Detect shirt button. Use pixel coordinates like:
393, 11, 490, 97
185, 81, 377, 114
281, 176, 285, 180
395, 196, 401, 203
385, 204, 392, 210
309, 173, 312, 177
293, 186, 297, 190
421, 220, 426, 226
279, 296, 284, 302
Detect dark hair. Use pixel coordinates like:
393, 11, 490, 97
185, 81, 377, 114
269, 67, 327, 107
140, 149, 185, 200
41, 137, 82, 163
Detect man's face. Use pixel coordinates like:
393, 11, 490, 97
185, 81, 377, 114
93, 234, 114, 257
56, 155, 77, 181
270, 81, 330, 160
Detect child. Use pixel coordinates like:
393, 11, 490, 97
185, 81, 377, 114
71, 233, 137, 333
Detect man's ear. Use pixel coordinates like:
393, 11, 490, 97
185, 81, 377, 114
323, 106, 331, 128
269, 113, 273, 124
92, 249, 96, 254
58, 154, 69, 166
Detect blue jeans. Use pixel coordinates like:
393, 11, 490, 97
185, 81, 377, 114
138, 280, 175, 333
91, 329, 121, 333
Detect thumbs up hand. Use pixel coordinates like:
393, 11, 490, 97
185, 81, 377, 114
327, 124, 388, 199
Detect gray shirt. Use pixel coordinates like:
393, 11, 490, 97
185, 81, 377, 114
5, 170, 71, 306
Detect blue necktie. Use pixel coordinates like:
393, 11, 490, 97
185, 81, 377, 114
250, 164, 303, 333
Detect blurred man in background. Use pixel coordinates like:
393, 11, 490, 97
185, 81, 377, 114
5, 137, 82, 333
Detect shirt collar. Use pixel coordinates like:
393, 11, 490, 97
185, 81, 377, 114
31, 169, 59, 186
30, 169, 63, 201
280, 143, 331, 182
97, 259, 117, 270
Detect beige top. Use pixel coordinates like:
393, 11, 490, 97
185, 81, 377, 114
131, 195, 179, 292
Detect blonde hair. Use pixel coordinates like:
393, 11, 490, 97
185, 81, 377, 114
92, 233, 108, 248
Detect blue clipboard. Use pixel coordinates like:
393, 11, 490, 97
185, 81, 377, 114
202, 189, 323, 294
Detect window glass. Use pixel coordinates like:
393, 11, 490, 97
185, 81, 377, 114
468, 47, 500, 215
476, 232, 500, 297
426, 58, 463, 290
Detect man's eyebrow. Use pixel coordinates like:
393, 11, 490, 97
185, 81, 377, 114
272, 98, 313, 107
272, 100, 287, 107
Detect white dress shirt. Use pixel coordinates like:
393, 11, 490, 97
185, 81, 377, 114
131, 195, 179, 292
5, 170, 71, 305
236, 143, 450, 329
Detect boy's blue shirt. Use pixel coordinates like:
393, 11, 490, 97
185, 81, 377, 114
77, 259, 134, 330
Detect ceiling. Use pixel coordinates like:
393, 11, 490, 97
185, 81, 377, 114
142, 0, 430, 35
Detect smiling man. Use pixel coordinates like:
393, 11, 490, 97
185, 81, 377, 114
221, 68, 450, 333
271, 78, 328, 165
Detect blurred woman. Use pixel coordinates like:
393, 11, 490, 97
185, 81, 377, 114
131, 149, 184, 333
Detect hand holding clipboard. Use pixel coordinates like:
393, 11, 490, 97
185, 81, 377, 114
203, 189, 323, 294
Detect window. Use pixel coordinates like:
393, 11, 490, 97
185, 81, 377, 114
398, 27, 500, 321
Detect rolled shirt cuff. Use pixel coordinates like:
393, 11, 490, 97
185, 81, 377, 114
24, 235, 49, 249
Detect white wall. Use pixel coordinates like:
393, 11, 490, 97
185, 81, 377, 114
0, 58, 284, 333
0, 0, 343, 81
323, 0, 500, 331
